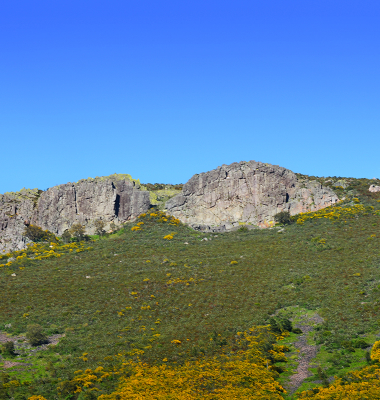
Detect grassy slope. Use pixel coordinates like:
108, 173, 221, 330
0, 178, 380, 398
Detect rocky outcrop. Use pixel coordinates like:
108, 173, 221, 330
369, 185, 380, 193
0, 175, 150, 253
0, 189, 41, 254
1, 163, 341, 252
166, 161, 339, 231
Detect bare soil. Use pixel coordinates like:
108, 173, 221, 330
288, 314, 324, 394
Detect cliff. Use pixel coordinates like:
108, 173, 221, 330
166, 160, 339, 231
0, 175, 150, 253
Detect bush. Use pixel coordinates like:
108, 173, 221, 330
292, 327, 303, 334
94, 219, 106, 237
23, 225, 55, 242
77, 391, 97, 400
2, 341, 17, 357
69, 223, 86, 241
353, 338, 370, 349
274, 211, 293, 225
61, 230, 72, 244
238, 225, 249, 232
269, 316, 293, 333
26, 324, 48, 346
109, 221, 117, 232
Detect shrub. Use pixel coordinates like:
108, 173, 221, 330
77, 391, 97, 400
23, 225, 55, 242
69, 223, 86, 241
269, 316, 293, 333
274, 211, 292, 225
292, 327, 303, 334
109, 221, 117, 232
61, 230, 72, 243
26, 324, 48, 346
238, 225, 249, 232
353, 338, 369, 349
317, 366, 329, 387
2, 341, 17, 357
13, 394, 27, 400
94, 219, 106, 237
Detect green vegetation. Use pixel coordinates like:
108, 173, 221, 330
274, 211, 293, 225
0, 180, 380, 399
25, 325, 48, 347
23, 225, 56, 243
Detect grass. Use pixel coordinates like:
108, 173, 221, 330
0, 185, 380, 399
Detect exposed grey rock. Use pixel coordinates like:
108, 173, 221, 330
332, 180, 349, 189
166, 160, 339, 230
369, 185, 380, 193
0, 175, 150, 253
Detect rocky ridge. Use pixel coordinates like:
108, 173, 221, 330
166, 160, 340, 231
1, 162, 341, 253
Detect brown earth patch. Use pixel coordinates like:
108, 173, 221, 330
2, 360, 32, 369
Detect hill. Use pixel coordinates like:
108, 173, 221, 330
0, 169, 380, 399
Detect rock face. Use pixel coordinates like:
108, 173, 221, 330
369, 185, 380, 193
0, 175, 150, 253
166, 161, 339, 231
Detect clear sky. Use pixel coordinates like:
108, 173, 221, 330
1, 0, 379, 193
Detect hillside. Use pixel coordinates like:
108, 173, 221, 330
0, 173, 380, 399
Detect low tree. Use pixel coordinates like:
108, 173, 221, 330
94, 219, 106, 237
69, 223, 86, 241
26, 324, 48, 346
274, 211, 293, 225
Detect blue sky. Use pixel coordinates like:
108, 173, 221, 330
1, 0, 379, 193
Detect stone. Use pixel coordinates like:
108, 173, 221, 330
166, 160, 339, 231
369, 185, 380, 193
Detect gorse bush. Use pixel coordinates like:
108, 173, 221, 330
26, 324, 48, 346
23, 225, 56, 243
60, 326, 287, 400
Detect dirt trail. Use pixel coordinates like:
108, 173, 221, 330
288, 314, 324, 394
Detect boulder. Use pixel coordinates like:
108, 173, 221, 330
369, 185, 380, 193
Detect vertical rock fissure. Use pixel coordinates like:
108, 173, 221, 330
114, 194, 120, 217
74, 186, 78, 215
